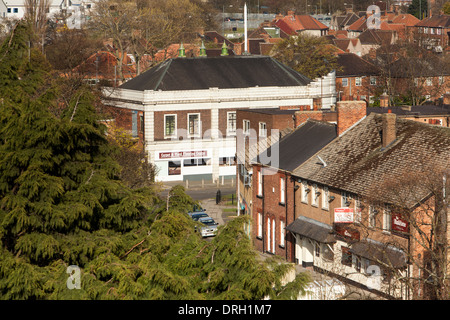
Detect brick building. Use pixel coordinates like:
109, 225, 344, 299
289, 110, 450, 299
102, 54, 337, 182
335, 53, 381, 103
245, 99, 450, 299
246, 101, 366, 261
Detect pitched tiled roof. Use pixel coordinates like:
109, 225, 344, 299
119, 55, 312, 91
292, 113, 450, 207
336, 53, 380, 77
414, 15, 450, 28
274, 14, 328, 35
358, 29, 396, 45
390, 14, 420, 27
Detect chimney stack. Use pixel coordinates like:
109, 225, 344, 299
382, 113, 396, 148
336, 101, 367, 136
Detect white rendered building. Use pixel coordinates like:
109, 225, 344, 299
103, 55, 336, 182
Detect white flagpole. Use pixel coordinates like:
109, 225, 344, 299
244, 2, 248, 54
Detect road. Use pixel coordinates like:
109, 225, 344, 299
159, 183, 236, 201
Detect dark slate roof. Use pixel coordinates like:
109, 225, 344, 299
336, 53, 380, 77
256, 119, 337, 172
286, 215, 336, 243
119, 56, 312, 91
367, 105, 450, 117
292, 113, 450, 207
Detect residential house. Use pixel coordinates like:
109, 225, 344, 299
250, 115, 338, 260
236, 107, 298, 223
102, 54, 337, 182
71, 51, 137, 86
412, 14, 450, 53
330, 10, 362, 31
272, 11, 329, 37
0, 0, 63, 19
358, 28, 397, 56
367, 104, 450, 127
327, 36, 363, 56
248, 101, 365, 266
335, 53, 381, 103
386, 55, 450, 104
289, 110, 450, 299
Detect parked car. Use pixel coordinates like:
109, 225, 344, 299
191, 212, 209, 221
198, 217, 218, 238
188, 204, 206, 218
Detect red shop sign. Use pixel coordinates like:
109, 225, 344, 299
392, 213, 408, 233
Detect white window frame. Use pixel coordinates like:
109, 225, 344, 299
301, 181, 309, 203
258, 212, 263, 238
164, 114, 177, 138
227, 111, 236, 135
354, 198, 362, 224
370, 76, 377, 86
369, 206, 376, 228
383, 206, 392, 232
257, 170, 262, 197
355, 77, 362, 86
280, 177, 285, 204
341, 191, 350, 207
312, 184, 319, 207
342, 78, 348, 87
322, 186, 329, 210
280, 220, 285, 247
187, 113, 201, 137
243, 119, 250, 135
259, 122, 267, 138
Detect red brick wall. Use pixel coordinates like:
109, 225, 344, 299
337, 101, 367, 136
252, 166, 296, 261
101, 105, 145, 146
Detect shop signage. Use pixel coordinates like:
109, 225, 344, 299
335, 224, 360, 241
334, 207, 354, 223
392, 213, 408, 233
159, 150, 207, 159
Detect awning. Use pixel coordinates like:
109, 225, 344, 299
286, 216, 336, 244
349, 239, 407, 269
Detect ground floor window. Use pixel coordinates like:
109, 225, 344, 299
168, 161, 181, 175
219, 156, 236, 166
183, 158, 211, 167
341, 246, 352, 267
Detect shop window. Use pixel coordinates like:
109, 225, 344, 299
183, 158, 210, 166
219, 156, 236, 166
168, 161, 181, 175
341, 246, 352, 267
